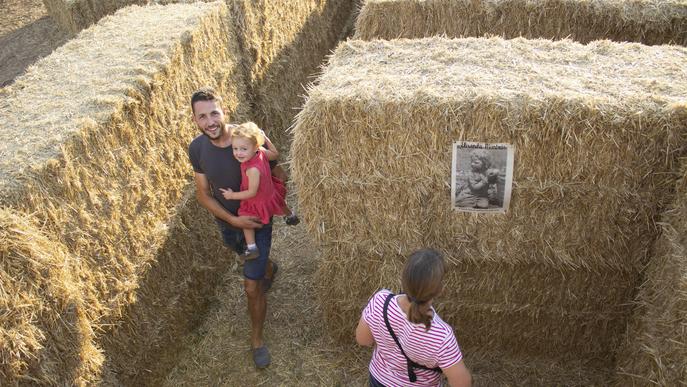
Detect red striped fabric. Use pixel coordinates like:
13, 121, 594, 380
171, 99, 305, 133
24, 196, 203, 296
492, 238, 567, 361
363, 289, 463, 386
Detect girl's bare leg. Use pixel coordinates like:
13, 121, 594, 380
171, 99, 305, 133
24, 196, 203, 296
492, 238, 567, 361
242, 228, 259, 260
243, 227, 256, 245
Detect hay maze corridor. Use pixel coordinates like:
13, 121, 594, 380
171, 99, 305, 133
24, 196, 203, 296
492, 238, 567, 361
1, 0, 685, 386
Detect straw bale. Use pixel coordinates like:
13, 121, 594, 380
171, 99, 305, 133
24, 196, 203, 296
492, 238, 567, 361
614, 162, 687, 386
292, 37, 687, 363
42, 0, 356, 140
0, 208, 102, 384
97, 186, 233, 385
229, 0, 356, 148
42, 0, 148, 35
467, 350, 614, 386
0, 2, 248, 383
354, 0, 687, 45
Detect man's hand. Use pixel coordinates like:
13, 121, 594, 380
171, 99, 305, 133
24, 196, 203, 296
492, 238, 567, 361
230, 215, 263, 229
220, 188, 234, 200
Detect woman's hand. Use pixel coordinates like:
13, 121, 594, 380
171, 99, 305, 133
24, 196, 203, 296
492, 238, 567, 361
220, 188, 235, 200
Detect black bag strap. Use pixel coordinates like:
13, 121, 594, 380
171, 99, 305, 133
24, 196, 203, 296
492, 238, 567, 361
382, 292, 442, 383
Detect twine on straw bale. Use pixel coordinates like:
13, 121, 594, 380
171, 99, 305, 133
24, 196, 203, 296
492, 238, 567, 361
0, 2, 246, 384
354, 0, 687, 45
292, 37, 687, 369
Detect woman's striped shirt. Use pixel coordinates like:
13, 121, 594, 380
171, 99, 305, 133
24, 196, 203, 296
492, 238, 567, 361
363, 289, 463, 387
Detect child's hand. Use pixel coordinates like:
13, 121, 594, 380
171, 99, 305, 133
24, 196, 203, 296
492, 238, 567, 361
487, 168, 501, 183
260, 129, 271, 144
468, 173, 488, 189
220, 188, 235, 200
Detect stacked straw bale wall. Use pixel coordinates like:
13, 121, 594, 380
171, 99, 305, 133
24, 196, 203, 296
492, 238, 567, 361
292, 37, 687, 370
42, 0, 356, 145
0, 2, 246, 384
229, 0, 356, 149
354, 0, 687, 45
0, 208, 102, 384
614, 164, 687, 386
42, 0, 147, 35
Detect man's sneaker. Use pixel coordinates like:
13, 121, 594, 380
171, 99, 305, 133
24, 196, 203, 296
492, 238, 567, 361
263, 261, 278, 292
241, 246, 259, 260
285, 214, 300, 226
252, 346, 271, 369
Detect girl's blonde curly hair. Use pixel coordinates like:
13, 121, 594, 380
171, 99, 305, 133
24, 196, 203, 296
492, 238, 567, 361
231, 121, 265, 147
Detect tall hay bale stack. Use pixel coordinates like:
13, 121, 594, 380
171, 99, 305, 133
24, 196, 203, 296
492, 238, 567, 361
354, 0, 687, 45
0, 2, 246, 384
42, 0, 148, 36
229, 0, 356, 148
291, 37, 687, 368
614, 163, 687, 386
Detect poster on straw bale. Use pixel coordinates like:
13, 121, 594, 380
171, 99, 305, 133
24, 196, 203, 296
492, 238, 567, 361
451, 141, 514, 213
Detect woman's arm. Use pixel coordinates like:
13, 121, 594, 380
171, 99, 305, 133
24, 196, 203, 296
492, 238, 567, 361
221, 168, 260, 200
355, 316, 375, 347
443, 360, 472, 387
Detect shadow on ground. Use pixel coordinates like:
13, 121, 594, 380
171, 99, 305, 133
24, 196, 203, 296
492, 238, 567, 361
0, 16, 68, 87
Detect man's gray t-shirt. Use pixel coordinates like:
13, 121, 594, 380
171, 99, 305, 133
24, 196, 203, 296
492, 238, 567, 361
188, 133, 278, 227
189, 134, 242, 218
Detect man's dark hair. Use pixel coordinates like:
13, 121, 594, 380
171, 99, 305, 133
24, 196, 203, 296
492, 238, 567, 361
191, 87, 222, 114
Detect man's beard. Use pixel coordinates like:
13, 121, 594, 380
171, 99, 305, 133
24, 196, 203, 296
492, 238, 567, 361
203, 122, 225, 139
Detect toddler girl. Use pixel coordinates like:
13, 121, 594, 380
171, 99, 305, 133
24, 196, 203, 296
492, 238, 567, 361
221, 122, 295, 260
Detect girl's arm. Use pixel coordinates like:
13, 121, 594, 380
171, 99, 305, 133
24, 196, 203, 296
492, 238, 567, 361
261, 132, 279, 161
220, 168, 260, 200
195, 172, 263, 229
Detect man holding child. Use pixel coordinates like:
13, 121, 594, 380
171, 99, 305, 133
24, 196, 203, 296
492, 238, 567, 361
187, 87, 277, 369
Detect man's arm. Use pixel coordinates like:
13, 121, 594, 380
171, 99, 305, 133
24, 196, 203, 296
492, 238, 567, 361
194, 172, 262, 229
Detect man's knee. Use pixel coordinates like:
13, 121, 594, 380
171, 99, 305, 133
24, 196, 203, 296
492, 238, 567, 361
244, 279, 262, 299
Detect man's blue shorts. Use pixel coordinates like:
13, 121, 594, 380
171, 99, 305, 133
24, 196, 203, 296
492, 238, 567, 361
217, 220, 272, 281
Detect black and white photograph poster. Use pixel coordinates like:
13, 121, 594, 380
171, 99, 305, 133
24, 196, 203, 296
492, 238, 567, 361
451, 141, 514, 213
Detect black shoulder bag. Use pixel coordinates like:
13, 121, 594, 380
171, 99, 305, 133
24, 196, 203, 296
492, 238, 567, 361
382, 293, 442, 383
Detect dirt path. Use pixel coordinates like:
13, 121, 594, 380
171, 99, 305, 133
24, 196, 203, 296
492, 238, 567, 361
162, 223, 371, 386
0, 0, 68, 87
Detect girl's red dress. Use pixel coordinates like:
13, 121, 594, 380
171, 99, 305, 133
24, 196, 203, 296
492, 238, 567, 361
237, 149, 286, 224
